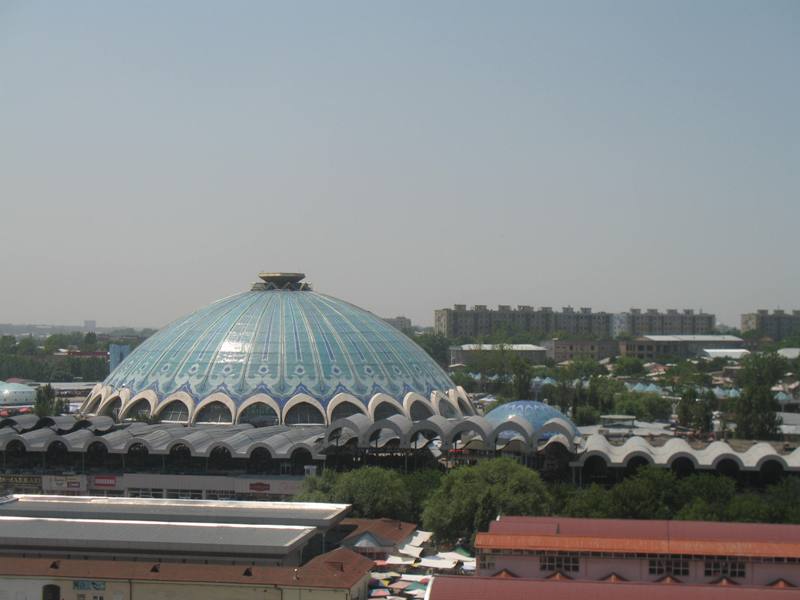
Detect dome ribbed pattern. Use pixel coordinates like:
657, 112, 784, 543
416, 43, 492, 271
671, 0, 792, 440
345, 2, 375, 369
105, 289, 454, 408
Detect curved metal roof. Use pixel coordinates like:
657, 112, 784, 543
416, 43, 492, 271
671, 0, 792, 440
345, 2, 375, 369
100, 278, 455, 413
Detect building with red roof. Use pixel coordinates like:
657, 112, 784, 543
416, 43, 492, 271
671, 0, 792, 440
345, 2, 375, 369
475, 516, 800, 587
427, 575, 800, 600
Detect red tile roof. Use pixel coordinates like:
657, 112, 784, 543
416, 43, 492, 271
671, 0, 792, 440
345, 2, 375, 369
0, 547, 372, 590
428, 576, 800, 600
341, 518, 417, 545
477, 517, 800, 559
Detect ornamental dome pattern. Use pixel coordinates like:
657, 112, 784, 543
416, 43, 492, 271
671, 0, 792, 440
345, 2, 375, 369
84, 274, 465, 425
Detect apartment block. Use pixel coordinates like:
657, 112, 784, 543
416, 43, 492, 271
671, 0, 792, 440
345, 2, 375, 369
541, 339, 619, 362
742, 310, 800, 341
434, 305, 613, 339
435, 305, 715, 339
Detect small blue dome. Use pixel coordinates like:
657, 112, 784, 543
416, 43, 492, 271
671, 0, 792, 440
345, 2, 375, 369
485, 400, 578, 437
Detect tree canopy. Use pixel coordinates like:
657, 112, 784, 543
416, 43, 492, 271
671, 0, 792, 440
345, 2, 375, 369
422, 458, 552, 543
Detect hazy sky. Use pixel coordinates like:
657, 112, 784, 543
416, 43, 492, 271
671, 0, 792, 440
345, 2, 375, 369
1, 1, 798, 329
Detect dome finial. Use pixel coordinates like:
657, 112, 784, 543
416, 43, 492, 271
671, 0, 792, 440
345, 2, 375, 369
258, 272, 305, 285
253, 272, 310, 291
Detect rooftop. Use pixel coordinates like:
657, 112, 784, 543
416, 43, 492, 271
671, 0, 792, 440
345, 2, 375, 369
641, 335, 743, 342
341, 517, 418, 546
452, 344, 547, 351
0, 494, 350, 528
476, 516, 800, 559
0, 515, 314, 558
428, 576, 800, 600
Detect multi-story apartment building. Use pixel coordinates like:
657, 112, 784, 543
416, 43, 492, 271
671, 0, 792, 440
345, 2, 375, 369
742, 310, 800, 341
614, 308, 715, 337
541, 338, 619, 363
619, 335, 744, 361
434, 305, 613, 339
382, 316, 412, 331
449, 344, 547, 367
435, 305, 715, 339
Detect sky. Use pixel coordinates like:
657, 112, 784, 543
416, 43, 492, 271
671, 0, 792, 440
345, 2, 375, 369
1, 1, 798, 329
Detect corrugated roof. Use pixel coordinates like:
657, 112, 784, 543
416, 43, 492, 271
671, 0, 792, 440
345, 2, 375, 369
427, 576, 800, 600
478, 517, 800, 558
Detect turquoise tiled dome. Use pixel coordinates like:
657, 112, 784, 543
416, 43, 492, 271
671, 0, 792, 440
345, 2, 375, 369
86, 274, 461, 425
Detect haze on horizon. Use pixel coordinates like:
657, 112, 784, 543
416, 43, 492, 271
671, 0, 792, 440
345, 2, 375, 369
1, 1, 797, 330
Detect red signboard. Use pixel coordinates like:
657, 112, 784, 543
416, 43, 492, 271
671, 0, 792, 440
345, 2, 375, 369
92, 475, 117, 488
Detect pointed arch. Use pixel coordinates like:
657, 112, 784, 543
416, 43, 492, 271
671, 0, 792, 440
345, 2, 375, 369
119, 390, 158, 421
326, 393, 367, 424
191, 393, 235, 424
431, 391, 461, 419
97, 395, 122, 419
283, 394, 326, 425
236, 394, 281, 425
154, 392, 194, 423
368, 393, 407, 420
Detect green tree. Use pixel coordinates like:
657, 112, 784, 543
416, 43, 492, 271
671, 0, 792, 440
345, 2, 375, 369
676, 390, 694, 427
295, 469, 339, 503
33, 384, 57, 417
674, 474, 735, 521
691, 393, 714, 433
764, 478, 800, 523
574, 405, 600, 426
332, 467, 412, 520
613, 356, 646, 376
81, 332, 98, 352
414, 333, 451, 367
0, 336, 16, 354
609, 466, 681, 519
562, 484, 613, 518
422, 458, 552, 544
16, 336, 38, 356
725, 493, 771, 523
510, 354, 532, 399
734, 353, 786, 440
613, 391, 671, 422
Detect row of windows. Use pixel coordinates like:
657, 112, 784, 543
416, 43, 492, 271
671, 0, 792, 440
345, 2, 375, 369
705, 560, 746, 578
648, 558, 689, 576
481, 553, 747, 579
540, 554, 580, 573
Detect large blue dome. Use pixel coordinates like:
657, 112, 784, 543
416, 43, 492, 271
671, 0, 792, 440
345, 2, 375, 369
84, 274, 465, 425
485, 400, 578, 437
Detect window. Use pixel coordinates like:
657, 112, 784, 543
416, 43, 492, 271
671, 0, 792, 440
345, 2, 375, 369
704, 559, 745, 578
204, 489, 235, 500
478, 554, 495, 571
540, 553, 580, 573
166, 489, 202, 499
649, 558, 689, 576
127, 488, 164, 498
